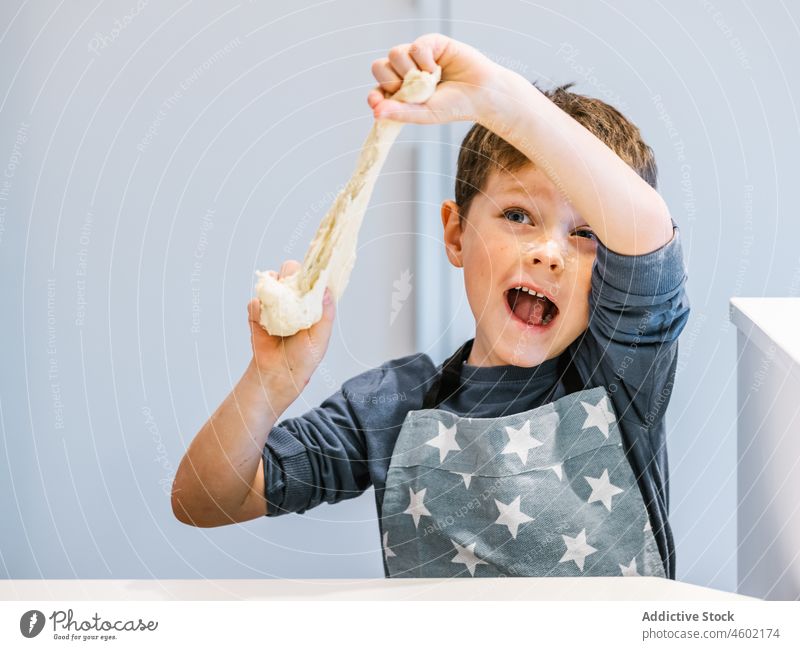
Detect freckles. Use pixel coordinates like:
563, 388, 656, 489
483, 246, 506, 275
562, 248, 580, 265
577, 252, 594, 278
494, 243, 513, 264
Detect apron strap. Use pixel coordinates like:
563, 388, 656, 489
421, 338, 474, 410
553, 346, 585, 397
422, 339, 585, 410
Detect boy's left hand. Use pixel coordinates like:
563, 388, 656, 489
368, 33, 504, 125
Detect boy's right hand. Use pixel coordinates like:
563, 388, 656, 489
367, 33, 501, 126
247, 260, 336, 398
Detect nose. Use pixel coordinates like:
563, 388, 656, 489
529, 237, 565, 273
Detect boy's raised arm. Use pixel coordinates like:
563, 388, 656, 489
171, 260, 336, 527
475, 70, 674, 257
368, 33, 674, 257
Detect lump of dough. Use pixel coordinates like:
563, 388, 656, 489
255, 66, 441, 337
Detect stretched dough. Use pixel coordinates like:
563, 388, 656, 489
255, 67, 441, 337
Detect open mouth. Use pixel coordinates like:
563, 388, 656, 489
504, 285, 559, 328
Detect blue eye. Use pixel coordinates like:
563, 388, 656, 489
573, 228, 597, 241
503, 209, 531, 225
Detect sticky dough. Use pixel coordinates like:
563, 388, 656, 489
255, 66, 442, 337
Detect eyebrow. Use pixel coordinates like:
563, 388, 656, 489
494, 185, 539, 199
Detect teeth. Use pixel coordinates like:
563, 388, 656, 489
512, 286, 548, 300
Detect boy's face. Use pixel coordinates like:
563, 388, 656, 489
442, 163, 598, 367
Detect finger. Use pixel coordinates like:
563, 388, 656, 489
416, 32, 458, 67
248, 298, 261, 324
279, 259, 301, 279
307, 287, 336, 348
387, 44, 417, 78
367, 86, 387, 110
373, 98, 438, 124
371, 58, 402, 94
408, 40, 437, 73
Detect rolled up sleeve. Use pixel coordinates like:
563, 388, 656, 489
262, 377, 376, 517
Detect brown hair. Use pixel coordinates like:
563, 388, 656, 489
454, 82, 658, 219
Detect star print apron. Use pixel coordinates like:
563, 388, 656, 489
380, 339, 666, 578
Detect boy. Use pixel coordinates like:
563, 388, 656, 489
172, 34, 690, 579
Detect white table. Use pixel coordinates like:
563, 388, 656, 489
730, 297, 800, 600
0, 577, 755, 601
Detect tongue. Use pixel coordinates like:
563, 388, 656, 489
509, 290, 549, 325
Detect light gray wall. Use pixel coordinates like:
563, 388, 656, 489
0, 0, 427, 580
2, 1, 797, 591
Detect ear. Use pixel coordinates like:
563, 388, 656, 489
441, 199, 464, 268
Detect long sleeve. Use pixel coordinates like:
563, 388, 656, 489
262, 372, 377, 517
569, 220, 690, 580
573, 221, 691, 431
261, 352, 437, 517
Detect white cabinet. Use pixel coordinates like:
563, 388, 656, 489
730, 298, 800, 600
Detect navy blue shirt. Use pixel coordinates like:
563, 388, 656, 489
263, 223, 690, 579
